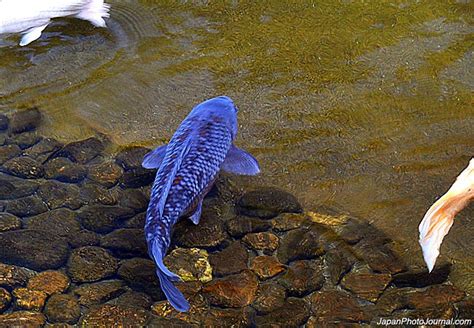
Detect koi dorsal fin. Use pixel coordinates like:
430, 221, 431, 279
221, 144, 260, 175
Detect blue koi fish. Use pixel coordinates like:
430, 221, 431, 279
143, 96, 260, 312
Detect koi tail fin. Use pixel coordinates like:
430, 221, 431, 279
75, 0, 110, 28
151, 240, 190, 312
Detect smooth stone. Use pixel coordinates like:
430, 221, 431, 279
27, 271, 70, 295
164, 248, 212, 283
0, 288, 11, 312
202, 270, 258, 308
455, 298, 474, 320
0, 311, 46, 327
79, 183, 116, 206
77, 205, 135, 233
67, 246, 118, 283
173, 208, 228, 249
255, 297, 309, 327
125, 212, 146, 228
242, 232, 279, 254
209, 241, 249, 277
9, 108, 41, 134
0, 115, 8, 131
23, 138, 62, 162
310, 290, 369, 324
0, 213, 22, 232
277, 227, 325, 264
73, 280, 126, 306
250, 255, 286, 280
0, 173, 38, 200
68, 230, 101, 248
54, 137, 104, 164
44, 294, 81, 324
5, 195, 48, 217
88, 161, 123, 187
252, 283, 286, 314
6, 132, 41, 150
117, 258, 164, 300
147, 316, 199, 327
341, 271, 392, 302
353, 240, 406, 274
201, 308, 253, 327
226, 216, 272, 238
0, 264, 32, 288
112, 291, 153, 309
392, 262, 451, 288
271, 212, 311, 232
0, 144, 21, 165
0, 230, 68, 270
101, 228, 147, 258
36, 181, 82, 210
79, 304, 149, 327
115, 147, 150, 170
43, 157, 87, 183
2, 156, 43, 178
237, 187, 303, 219
325, 248, 355, 285
119, 167, 155, 188
118, 189, 148, 213
278, 260, 324, 297
12, 288, 48, 311
337, 218, 391, 246
25, 209, 81, 237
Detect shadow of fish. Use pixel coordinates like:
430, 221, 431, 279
0, 0, 110, 46
143, 96, 260, 312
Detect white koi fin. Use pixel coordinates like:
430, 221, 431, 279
75, 0, 110, 28
188, 201, 202, 225
20, 22, 49, 46
142, 145, 167, 169
221, 144, 260, 175
419, 158, 474, 272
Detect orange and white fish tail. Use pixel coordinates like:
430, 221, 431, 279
419, 158, 474, 272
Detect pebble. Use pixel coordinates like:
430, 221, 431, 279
44, 294, 81, 324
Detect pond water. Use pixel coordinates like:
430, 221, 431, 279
0, 1, 473, 293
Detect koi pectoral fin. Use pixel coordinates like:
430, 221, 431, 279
419, 195, 459, 272
20, 22, 50, 46
142, 144, 167, 169
221, 144, 260, 175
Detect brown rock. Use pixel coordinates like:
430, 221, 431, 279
68, 230, 100, 248
0, 311, 46, 327
325, 248, 354, 285
54, 137, 104, 164
79, 183, 116, 206
12, 288, 47, 311
112, 291, 153, 309
252, 283, 286, 314
407, 284, 465, 309
202, 308, 253, 327
0, 264, 32, 288
25, 209, 81, 237
310, 290, 368, 324
117, 258, 164, 300
242, 232, 279, 254
0, 288, 11, 312
279, 260, 324, 297
164, 248, 212, 283
271, 212, 311, 232
0, 145, 21, 165
9, 108, 42, 134
77, 205, 135, 233
353, 240, 406, 274
80, 304, 149, 327
118, 189, 148, 213
88, 161, 123, 187
277, 227, 325, 264
209, 241, 249, 276
44, 294, 81, 324
151, 292, 208, 326
341, 271, 392, 302
2, 157, 43, 179
36, 181, 82, 210
202, 270, 258, 308
23, 138, 62, 162
226, 216, 272, 238
73, 280, 126, 306
250, 256, 286, 280
0, 213, 22, 232
43, 157, 87, 183
255, 297, 309, 327
237, 188, 303, 219
5, 195, 48, 217
27, 271, 70, 295
67, 246, 118, 283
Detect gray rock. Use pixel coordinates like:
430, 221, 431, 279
53, 137, 105, 164
77, 205, 135, 233
237, 188, 303, 219
6, 132, 41, 150
0, 213, 22, 232
0, 230, 69, 270
9, 108, 41, 134
277, 227, 325, 264
67, 246, 118, 283
44, 157, 87, 183
5, 195, 48, 217
23, 138, 62, 162
37, 180, 83, 210
0, 173, 38, 200
73, 280, 126, 306
117, 258, 165, 300
0, 144, 21, 164
25, 209, 81, 237
100, 228, 147, 258
44, 294, 81, 324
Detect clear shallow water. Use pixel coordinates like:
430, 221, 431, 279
0, 1, 473, 292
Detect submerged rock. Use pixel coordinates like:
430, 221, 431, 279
0, 144, 21, 165
341, 271, 392, 302
277, 227, 325, 264
209, 241, 249, 277
164, 248, 212, 283
44, 294, 81, 324
0, 213, 22, 232
242, 232, 279, 254
79, 304, 149, 327
2, 156, 44, 179
0, 311, 46, 327
115, 147, 150, 171
77, 205, 134, 233
25, 209, 81, 237
0, 264, 32, 288
0, 173, 38, 200
68, 230, 101, 248
202, 307, 253, 327
36, 180, 82, 210
112, 291, 153, 310
12, 288, 48, 311
278, 260, 324, 297
43, 157, 87, 183
237, 187, 303, 219
73, 280, 126, 306
202, 270, 258, 308
27, 271, 70, 296
23, 138, 62, 162
117, 258, 164, 300
9, 108, 42, 134
0, 115, 8, 131
0, 230, 68, 270
0, 288, 11, 312
88, 161, 123, 188
118, 189, 148, 213
226, 216, 271, 238
67, 246, 118, 283
252, 283, 286, 314
100, 228, 147, 258
310, 290, 368, 324
250, 255, 286, 280
54, 137, 105, 164
255, 297, 309, 327
5, 195, 48, 217
6, 132, 41, 150
391, 262, 451, 288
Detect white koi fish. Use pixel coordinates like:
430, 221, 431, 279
419, 158, 474, 272
0, 0, 110, 46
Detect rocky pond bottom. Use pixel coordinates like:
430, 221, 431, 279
0, 109, 472, 327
